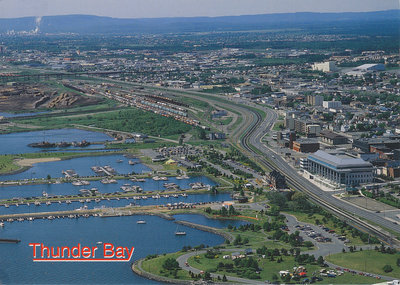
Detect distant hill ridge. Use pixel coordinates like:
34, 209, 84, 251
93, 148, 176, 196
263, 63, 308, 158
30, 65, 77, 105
0, 10, 399, 34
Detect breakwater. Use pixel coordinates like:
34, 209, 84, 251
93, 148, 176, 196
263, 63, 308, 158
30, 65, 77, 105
131, 260, 192, 285
174, 220, 233, 242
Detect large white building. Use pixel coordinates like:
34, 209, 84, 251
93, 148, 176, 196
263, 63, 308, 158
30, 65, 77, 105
306, 150, 374, 186
323, 101, 342, 109
312, 61, 338, 73
346, 63, 385, 76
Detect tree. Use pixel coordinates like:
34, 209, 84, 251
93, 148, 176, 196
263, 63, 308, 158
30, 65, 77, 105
203, 271, 212, 280
271, 274, 278, 282
47, 174, 51, 180
162, 258, 179, 271
317, 256, 325, 266
222, 274, 227, 282
197, 128, 207, 140
383, 265, 393, 273
233, 234, 242, 246
397, 258, 400, 267
303, 241, 314, 249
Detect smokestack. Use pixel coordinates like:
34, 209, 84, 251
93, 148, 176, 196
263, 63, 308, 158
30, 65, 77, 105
34, 16, 42, 34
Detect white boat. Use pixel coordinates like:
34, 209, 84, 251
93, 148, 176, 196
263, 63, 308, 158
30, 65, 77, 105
175, 226, 186, 235
137, 220, 146, 224
0, 222, 4, 227
97, 241, 103, 245
176, 175, 190, 180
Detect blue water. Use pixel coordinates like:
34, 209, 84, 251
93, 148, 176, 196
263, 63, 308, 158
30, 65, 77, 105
0, 215, 224, 284
0, 111, 49, 118
0, 154, 151, 181
0, 129, 112, 155
0, 177, 217, 199
0, 193, 229, 215
173, 214, 249, 229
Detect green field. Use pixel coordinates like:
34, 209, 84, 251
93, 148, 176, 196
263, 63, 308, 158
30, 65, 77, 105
16, 108, 193, 137
141, 252, 192, 280
326, 250, 400, 278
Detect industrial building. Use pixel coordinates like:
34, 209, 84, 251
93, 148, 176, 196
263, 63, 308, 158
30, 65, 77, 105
322, 101, 342, 109
320, 130, 348, 145
306, 150, 375, 186
346, 63, 385, 76
312, 61, 338, 73
306, 95, 323, 106
353, 137, 400, 153
292, 139, 320, 153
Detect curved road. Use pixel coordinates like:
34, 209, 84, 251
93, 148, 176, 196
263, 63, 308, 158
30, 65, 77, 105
176, 249, 266, 284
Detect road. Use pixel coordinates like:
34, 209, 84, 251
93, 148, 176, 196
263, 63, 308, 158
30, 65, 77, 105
176, 249, 266, 284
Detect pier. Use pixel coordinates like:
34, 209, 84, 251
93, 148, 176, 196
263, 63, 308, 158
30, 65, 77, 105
0, 202, 220, 223
0, 239, 21, 243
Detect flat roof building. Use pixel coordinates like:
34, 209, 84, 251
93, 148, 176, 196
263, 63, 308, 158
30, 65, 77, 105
292, 139, 320, 153
312, 61, 338, 73
307, 150, 374, 186
320, 130, 348, 145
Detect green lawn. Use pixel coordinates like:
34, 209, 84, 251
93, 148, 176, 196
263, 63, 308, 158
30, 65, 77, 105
215, 117, 233, 126
0, 155, 21, 174
326, 250, 400, 279
273, 121, 285, 131
141, 252, 192, 280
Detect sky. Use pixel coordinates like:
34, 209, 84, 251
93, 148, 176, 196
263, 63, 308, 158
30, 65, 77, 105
0, 0, 398, 18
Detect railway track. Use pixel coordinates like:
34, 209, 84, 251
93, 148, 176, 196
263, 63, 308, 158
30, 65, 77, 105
239, 107, 399, 246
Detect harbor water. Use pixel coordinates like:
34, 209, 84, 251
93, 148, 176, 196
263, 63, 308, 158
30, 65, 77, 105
0, 128, 112, 155
0, 214, 247, 284
0, 154, 151, 181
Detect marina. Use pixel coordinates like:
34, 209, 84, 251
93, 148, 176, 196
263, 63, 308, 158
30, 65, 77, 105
0, 192, 231, 216
0, 175, 216, 200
